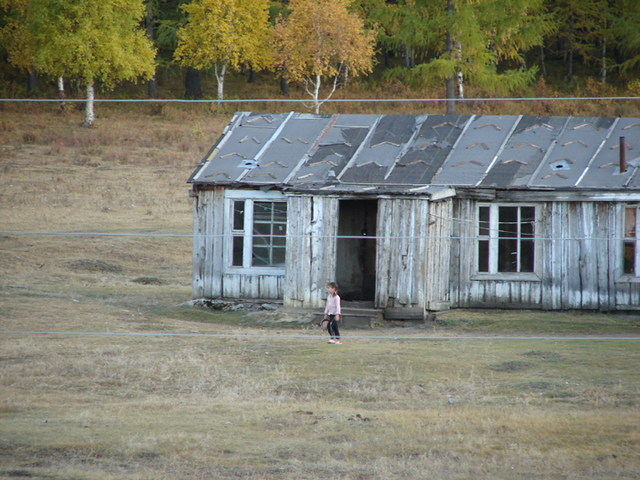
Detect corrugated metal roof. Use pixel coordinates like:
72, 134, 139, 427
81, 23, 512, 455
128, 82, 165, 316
190, 112, 640, 194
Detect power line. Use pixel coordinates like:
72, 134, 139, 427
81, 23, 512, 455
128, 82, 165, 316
0, 230, 634, 242
1, 96, 640, 104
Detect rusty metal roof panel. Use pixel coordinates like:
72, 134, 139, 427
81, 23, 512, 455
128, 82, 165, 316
431, 115, 519, 186
529, 117, 616, 188
577, 118, 640, 188
480, 116, 567, 188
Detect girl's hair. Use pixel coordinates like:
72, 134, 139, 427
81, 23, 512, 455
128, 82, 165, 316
327, 281, 338, 292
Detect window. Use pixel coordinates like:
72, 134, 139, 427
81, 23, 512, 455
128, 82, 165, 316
229, 198, 287, 268
624, 206, 639, 275
477, 204, 536, 274
252, 201, 287, 267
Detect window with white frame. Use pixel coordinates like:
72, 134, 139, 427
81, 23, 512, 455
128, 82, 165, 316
477, 204, 536, 274
230, 198, 287, 268
623, 205, 639, 275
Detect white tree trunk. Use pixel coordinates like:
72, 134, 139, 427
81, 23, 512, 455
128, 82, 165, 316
84, 81, 95, 127
57, 76, 66, 110
456, 41, 464, 99
214, 63, 227, 104
314, 72, 321, 114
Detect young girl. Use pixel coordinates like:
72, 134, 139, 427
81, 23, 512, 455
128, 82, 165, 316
323, 282, 342, 344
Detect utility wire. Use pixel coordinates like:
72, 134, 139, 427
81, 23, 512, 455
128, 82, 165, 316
1, 96, 640, 104
0, 230, 634, 242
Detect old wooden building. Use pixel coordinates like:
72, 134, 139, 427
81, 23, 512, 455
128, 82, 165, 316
189, 112, 640, 317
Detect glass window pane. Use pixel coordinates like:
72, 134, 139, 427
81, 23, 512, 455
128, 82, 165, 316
272, 247, 286, 266
253, 202, 273, 223
521, 207, 535, 238
479, 206, 490, 236
274, 223, 286, 235
233, 201, 245, 231
252, 247, 270, 266
624, 242, 635, 274
498, 238, 518, 272
478, 239, 489, 272
625, 208, 636, 238
232, 236, 243, 266
499, 207, 518, 237
253, 223, 272, 238
520, 239, 535, 272
272, 203, 287, 223
253, 235, 269, 247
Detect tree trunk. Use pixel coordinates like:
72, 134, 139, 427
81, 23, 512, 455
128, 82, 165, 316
446, 76, 456, 114
601, 37, 607, 84
146, 2, 158, 98
567, 14, 574, 83
404, 45, 415, 68
445, 0, 456, 115
214, 62, 227, 103
184, 68, 202, 99
28, 67, 37, 94
280, 76, 290, 95
313, 72, 321, 114
58, 77, 66, 110
83, 81, 95, 127
540, 45, 547, 76
456, 41, 463, 99
247, 67, 257, 83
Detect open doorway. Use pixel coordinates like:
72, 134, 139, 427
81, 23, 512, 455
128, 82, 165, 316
336, 200, 377, 302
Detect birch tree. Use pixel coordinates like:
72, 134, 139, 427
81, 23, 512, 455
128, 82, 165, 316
21, 0, 155, 126
273, 0, 376, 114
174, 0, 272, 102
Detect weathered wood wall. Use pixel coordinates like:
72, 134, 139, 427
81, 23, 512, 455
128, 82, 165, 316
192, 187, 224, 299
376, 197, 452, 315
451, 199, 640, 311
284, 195, 339, 308
192, 187, 285, 300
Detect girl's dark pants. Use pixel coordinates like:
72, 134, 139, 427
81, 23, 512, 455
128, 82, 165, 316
327, 315, 340, 339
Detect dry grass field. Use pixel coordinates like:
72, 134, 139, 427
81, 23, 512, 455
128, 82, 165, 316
1, 104, 640, 479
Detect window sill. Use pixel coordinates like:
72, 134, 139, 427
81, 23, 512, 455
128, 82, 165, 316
471, 272, 541, 282
615, 275, 640, 284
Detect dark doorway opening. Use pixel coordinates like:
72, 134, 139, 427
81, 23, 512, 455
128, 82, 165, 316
336, 200, 377, 301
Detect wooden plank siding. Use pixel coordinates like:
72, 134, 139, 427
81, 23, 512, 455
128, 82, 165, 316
192, 187, 285, 300
283, 195, 339, 308
192, 187, 224, 299
425, 199, 452, 310
451, 199, 640, 311
376, 197, 452, 315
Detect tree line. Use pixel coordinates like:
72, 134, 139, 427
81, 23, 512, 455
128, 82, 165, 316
2, 0, 639, 125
